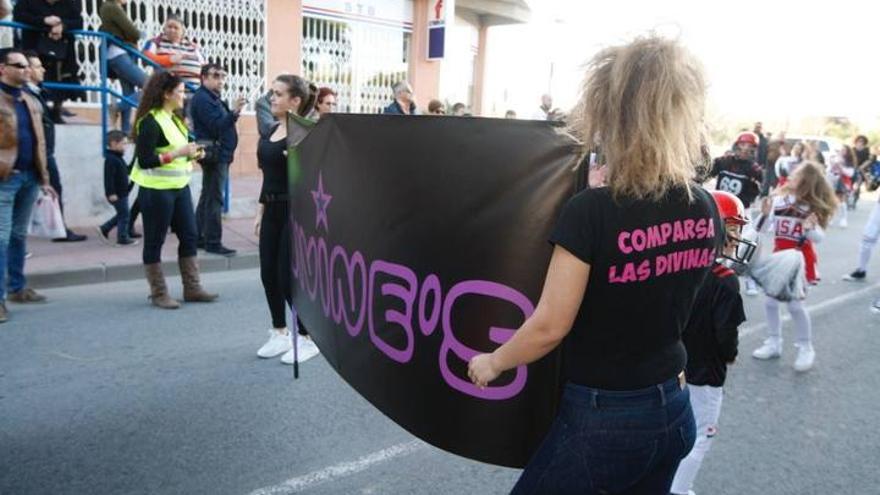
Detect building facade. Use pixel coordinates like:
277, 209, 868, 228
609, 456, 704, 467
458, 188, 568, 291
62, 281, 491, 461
11, 0, 528, 174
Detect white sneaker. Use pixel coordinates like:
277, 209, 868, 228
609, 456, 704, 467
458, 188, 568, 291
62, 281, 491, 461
793, 344, 815, 372
752, 339, 782, 360
257, 329, 292, 358
280, 334, 321, 365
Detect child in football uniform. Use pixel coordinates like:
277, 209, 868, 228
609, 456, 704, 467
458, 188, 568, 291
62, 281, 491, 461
710, 132, 765, 296
752, 162, 838, 371
709, 132, 765, 209
670, 190, 752, 495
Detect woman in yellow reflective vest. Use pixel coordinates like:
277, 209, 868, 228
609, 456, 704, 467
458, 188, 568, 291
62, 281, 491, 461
131, 72, 217, 309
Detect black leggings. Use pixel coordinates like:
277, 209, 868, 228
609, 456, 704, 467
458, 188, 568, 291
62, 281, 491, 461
259, 202, 293, 329
138, 185, 198, 264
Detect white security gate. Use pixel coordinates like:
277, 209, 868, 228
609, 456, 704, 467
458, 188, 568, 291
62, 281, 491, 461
302, 1, 413, 114
77, 0, 266, 107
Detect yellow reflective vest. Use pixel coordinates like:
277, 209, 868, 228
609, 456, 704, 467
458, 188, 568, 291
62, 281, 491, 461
130, 109, 193, 190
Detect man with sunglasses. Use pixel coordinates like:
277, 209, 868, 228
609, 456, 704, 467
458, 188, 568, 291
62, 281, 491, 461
0, 48, 57, 322
191, 63, 245, 257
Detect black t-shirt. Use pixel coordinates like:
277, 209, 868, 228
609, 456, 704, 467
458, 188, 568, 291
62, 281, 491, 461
257, 134, 288, 202
682, 263, 745, 387
711, 156, 763, 208
550, 185, 723, 390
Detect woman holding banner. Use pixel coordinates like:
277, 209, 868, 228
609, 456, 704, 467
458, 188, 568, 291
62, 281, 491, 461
469, 35, 722, 494
254, 74, 321, 366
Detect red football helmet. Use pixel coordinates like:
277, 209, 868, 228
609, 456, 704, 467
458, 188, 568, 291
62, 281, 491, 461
734, 132, 759, 147
712, 190, 748, 225
711, 190, 756, 265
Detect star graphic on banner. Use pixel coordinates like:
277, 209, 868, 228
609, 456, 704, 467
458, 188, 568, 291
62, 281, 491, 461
311, 172, 333, 232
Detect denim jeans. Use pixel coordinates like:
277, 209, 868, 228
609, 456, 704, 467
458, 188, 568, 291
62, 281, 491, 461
0, 171, 40, 301
100, 195, 131, 242
195, 161, 229, 248
137, 186, 197, 264
108, 53, 147, 133
510, 376, 696, 495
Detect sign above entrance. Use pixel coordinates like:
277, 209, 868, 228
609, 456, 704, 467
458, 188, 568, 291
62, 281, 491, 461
427, 0, 449, 60
303, 0, 414, 31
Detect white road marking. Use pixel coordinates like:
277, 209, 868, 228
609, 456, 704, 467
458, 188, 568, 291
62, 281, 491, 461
47, 351, 105, 362
246, 440, 424, 495
247, 283, 879, 495
739, 282, 880, 338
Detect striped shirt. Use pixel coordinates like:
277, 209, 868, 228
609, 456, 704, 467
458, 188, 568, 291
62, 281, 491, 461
143, 35, 205, 85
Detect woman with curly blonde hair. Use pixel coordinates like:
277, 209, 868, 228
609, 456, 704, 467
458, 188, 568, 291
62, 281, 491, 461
468, 35, 722, 494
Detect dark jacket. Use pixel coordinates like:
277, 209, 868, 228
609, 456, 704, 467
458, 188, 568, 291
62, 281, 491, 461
382, 99, 417, 115
682, 264, 745, 387
103, 149, 130, 198
756, 132, 769, 168
190, 86, 239, 164
13, 0, 83, 72
25, 84, 55, 156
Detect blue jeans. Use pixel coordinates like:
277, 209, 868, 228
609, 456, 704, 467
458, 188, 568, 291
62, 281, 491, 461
195, 161, 229, 248
511, 376, 696, 495
100, 195, 131, 242
108, 53, 147, 133
0, 171, 40, 301
137, 185, 197, 264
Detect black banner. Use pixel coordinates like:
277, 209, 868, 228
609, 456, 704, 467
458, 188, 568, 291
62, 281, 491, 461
289, 114, 581, 467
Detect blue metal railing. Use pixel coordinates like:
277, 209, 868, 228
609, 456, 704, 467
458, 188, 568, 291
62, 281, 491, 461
2, 20, 162, 148
1, 20, 230, 212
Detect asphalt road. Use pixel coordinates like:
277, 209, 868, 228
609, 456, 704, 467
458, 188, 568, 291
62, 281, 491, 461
2, 199, 879, 495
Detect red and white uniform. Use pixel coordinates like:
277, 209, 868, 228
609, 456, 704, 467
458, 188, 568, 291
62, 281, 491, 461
761, 195, 825, 284
827, 158, 855, 193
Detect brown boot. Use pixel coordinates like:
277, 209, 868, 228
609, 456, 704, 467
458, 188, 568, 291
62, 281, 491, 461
179, 257, 218, 302
144, 263, 181, 309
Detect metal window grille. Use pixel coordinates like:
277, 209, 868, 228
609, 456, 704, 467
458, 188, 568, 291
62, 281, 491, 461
77, 0, 266, 108
302, 15, 410, 114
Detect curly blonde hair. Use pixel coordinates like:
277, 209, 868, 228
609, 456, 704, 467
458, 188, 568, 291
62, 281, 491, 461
780, 161, 838, 228
570, 35, 707, 201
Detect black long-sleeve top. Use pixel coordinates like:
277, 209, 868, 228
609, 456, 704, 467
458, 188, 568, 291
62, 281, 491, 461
257, 135, 287, 202
134, 113, 174, 170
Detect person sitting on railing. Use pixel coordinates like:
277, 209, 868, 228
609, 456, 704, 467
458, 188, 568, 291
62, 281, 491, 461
99, 0, 147, 134
142, 14, 204, 88
12, 0, 83, 124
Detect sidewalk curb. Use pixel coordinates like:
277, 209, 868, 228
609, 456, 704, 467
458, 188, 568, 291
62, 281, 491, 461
28, 251, 260, 289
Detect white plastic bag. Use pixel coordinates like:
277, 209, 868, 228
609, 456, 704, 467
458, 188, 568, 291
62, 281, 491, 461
28, 192, 67, 239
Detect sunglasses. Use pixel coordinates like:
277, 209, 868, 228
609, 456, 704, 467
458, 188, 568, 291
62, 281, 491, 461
4, 62, 28, 69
